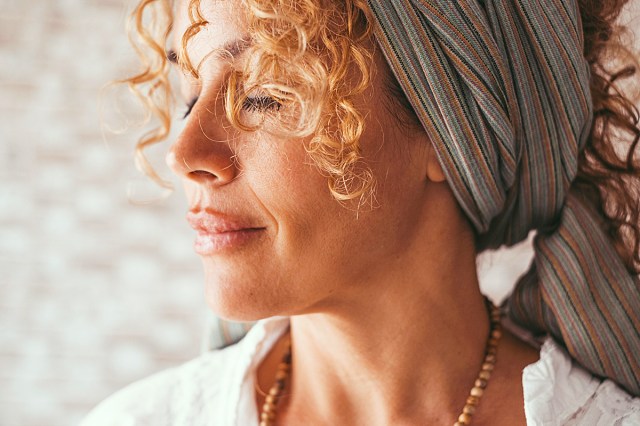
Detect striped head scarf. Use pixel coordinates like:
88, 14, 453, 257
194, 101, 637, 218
366, 0, 640, 395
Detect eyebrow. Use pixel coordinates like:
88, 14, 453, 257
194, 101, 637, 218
167, 38, 252, 65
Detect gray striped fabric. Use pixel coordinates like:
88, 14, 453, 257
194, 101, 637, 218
367, 0, 640, 395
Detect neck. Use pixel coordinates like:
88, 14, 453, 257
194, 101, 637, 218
291, 306, 488, 421
264, 211, 492, 425
287, 298, 490, 425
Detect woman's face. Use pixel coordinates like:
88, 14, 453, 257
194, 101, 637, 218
169, 0, 434, 321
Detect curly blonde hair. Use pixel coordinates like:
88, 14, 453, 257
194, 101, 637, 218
124, 0, 640, 271
124, 0, 376, 202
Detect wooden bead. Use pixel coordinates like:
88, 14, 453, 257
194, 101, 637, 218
450, 301, 503, 426
451, 301, 502, 425
470, 386, 484, 397
260, 411, 276, 422
258, 335, 293, 426
278, 361, 290, 371
463, 404, 476, 415
458, 412, 472, 423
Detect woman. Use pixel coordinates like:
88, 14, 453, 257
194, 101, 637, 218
83, 0, 640, 424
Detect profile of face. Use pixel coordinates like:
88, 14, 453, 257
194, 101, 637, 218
167, 0, 449, 321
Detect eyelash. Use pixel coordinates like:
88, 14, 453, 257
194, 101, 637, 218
242, 96, 282, 113
183, 97, 198, 119
182, 96, 282, 119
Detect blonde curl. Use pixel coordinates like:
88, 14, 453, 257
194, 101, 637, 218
123, 0, 376, 202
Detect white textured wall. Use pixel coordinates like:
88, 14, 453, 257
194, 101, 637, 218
0, 1, 206, 425
1, 1, 638, 426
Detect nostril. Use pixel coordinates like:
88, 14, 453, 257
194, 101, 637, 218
166, 134, 237, 182
188, 169, 218, 181
191, 170, 215, 177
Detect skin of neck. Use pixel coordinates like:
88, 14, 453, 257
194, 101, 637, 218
259, 182, 496, 426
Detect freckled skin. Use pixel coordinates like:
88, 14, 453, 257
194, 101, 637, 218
169, 0, 433, 321
167, 2, 537, 425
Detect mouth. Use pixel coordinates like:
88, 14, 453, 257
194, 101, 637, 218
193, 228, 266, 255
186, 210, 266, 255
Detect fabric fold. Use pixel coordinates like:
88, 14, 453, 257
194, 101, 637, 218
366, 0, 640, 395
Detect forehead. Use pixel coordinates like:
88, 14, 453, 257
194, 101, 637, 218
172, 0, 247, 66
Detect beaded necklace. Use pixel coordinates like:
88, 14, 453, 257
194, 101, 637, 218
259, 300, 502, 426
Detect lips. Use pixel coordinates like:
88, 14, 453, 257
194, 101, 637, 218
186, 210, 263, 233
186, 210, 266, 254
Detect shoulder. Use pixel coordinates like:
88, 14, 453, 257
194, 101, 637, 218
523, 338, 640, 425
79, 344, 242, 426
79, 316, 289, 426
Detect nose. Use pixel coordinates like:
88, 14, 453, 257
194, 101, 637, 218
166, 102, 238, 184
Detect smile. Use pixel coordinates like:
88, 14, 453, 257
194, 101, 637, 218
186, 210, 266, 255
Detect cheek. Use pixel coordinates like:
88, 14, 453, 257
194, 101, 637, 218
246, 134, 334, 226
244, 137, 357, 272
245, 140, 382, 278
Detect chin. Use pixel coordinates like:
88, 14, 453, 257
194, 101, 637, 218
201, 262, 289, 322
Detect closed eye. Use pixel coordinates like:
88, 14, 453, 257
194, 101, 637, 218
242, 96, 282, 112
182, 95, 281, 119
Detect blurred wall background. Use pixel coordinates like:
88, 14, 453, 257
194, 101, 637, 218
0, 1, 638, 426
0, 1, 207, 425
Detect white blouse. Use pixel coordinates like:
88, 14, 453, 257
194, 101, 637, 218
80, 317, 640, 426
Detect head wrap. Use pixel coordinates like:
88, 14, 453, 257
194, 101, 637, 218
366, 0, 640, 395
